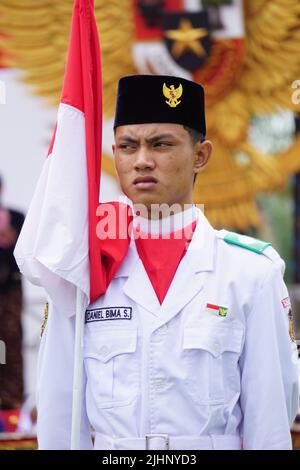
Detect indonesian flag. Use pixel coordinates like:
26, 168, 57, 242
14, 0, 131, 316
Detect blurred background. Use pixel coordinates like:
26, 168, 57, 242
0, 0, 300, 449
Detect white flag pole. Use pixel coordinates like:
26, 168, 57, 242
71, 287, 87, 450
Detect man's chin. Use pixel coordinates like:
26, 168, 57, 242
129, 193, 165, 211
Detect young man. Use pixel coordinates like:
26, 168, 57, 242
37, 75, 299, 450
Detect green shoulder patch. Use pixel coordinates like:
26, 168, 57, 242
223, 232, 271, 254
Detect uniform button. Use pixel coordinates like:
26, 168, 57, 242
152, 378, 167, 391
99, 345, 110, 357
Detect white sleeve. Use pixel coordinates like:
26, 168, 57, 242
36, 300, 93, 450
239, 264, 299, 450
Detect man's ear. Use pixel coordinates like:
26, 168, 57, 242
112, 144, 119, 178
193, 140, 212, 175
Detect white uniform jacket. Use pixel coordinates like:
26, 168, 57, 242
36, 208, 299, 450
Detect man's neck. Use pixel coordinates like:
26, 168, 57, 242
133, 204, 198, 235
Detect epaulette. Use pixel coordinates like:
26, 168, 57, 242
216, 229, 285, 274
218, 230, 271, 254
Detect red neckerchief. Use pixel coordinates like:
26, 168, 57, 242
134, 219, 197, 304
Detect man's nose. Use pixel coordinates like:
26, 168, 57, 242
134, 146, 155, 171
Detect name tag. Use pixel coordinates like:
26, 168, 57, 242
85, 307, 132, 323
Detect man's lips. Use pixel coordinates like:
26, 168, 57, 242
133, 176, 158, 189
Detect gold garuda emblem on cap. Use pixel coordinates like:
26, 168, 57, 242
163, 83, 183, 107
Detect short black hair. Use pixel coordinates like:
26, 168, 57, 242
183, 126, 205, 184
183, 125, 205, 146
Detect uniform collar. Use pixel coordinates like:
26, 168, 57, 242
185, 207, 216, 272
132, 204, 198, 235
114, 206, 216, 322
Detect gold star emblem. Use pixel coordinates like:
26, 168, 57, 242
165, 18, 208, 59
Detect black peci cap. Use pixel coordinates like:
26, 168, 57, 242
113, 74, 206, 135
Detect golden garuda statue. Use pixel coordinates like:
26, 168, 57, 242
1, 0, 300, 230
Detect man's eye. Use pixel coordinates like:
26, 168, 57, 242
119, 144, 136, 150
154, 142, 173, 147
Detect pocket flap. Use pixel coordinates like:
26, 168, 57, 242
183, 324, 244, 358
84, 328, 138, 363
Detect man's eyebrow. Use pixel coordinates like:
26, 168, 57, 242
116, 133, 177, 144
116, 136, 139, 144
147, 133, 177, 143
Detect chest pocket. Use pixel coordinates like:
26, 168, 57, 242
182, 322, 244, 406
84, 327, 139, 409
